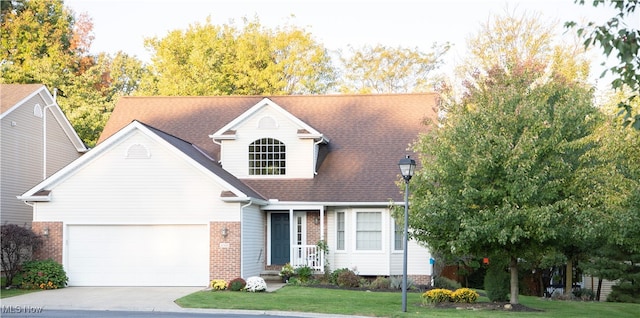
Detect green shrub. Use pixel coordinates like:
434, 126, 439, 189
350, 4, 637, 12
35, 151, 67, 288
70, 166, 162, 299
451, 288, 479, 303
295, 265, 313, 283
607, 282, 640, 303
337, 269, 359, 288
229, 277, 246, 291
422, 288, 453, 305
433, 276, 461, 290
370, 276, 391, 289
389, 275, 415, 290
573, 287, 595, 301
330, 268, 350, 285
484, 265, 510, 302
19, 259, 68, 290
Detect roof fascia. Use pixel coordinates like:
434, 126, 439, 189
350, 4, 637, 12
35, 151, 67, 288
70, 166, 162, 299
20, 121, 256, 200
262, 201, 394, 210
209, 97, 326, 141
38, 89, 88, 152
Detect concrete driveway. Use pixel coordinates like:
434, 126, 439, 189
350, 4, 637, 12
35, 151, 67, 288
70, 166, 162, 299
0, 287, 203, 312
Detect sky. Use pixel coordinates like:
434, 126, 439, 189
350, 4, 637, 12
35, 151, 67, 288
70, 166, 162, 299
64, 0, 637, 85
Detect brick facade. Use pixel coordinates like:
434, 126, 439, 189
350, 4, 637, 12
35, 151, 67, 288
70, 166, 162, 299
31, 222, 63, 263
210, 221, 241, 281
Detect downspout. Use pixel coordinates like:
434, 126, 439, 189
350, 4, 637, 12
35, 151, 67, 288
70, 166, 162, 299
42, 89, 58, 180
240, 199, 253, 278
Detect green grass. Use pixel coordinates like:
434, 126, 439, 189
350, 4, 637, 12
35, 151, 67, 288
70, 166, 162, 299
176, 286, 640, 318
0, 277, 41, 299
0, 287, 41, 299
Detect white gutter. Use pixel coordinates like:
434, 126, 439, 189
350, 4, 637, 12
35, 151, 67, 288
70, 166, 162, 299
220, 197, 269, 206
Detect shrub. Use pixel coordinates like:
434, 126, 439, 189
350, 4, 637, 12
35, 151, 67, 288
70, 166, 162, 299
19, 259, 68, 290
330, 268, 350, 285
422, 288, 453, 305
337, 269, 359, 288
0, 224, 43, 288
245, 276, 267, 292
210, 279, 227, 291
607, 282, 640, 303
451, 288, 479, 303
295, 265, 313, 283
279, 263, 295, 278
433, 276, 461, 290
370, 276, 391, 289
228, 277, 246, 291
389, 275, 415, 290
573, 287, 595, 301
484, 264, 510, 302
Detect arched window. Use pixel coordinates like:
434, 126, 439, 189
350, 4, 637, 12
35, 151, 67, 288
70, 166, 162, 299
248, 138, 286, 175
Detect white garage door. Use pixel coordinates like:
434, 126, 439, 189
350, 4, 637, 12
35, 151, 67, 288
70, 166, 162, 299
67, 225, 209, 286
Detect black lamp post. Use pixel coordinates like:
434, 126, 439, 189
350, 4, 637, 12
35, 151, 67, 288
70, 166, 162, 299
398, 155, 416, 312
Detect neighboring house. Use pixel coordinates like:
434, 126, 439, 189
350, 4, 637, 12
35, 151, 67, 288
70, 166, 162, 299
1, 84, 87, 226
20, 94, 438, 287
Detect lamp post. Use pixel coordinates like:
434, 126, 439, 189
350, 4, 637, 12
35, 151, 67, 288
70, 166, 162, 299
398, 155, 416, 312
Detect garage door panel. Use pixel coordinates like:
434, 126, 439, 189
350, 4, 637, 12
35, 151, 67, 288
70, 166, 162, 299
67, 225, 208, 286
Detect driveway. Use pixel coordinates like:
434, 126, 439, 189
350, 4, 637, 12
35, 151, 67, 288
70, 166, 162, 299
0, 287, 203, 312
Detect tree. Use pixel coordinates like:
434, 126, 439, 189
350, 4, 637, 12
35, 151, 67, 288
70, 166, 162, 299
1, 0, 146, 147
338, 43, 449, 93
141, 16, 336, 96
410, 61, 601, 304
0, 224, 43, 288
567, 0, 640, 129
578, 95, 640, 302
458, 9, 592, 92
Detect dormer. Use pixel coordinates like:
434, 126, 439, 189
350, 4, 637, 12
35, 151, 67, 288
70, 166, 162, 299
209, 98, 328, 179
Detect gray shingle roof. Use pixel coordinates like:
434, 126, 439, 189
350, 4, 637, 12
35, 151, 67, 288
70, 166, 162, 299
100, 94, 438, 203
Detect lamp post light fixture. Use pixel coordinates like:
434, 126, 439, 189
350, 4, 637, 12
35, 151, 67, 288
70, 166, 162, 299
398, 155, 416, 312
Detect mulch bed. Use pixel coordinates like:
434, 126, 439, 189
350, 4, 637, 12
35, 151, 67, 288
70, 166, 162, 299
305, 284, 543, 312
431, 301, 543, 312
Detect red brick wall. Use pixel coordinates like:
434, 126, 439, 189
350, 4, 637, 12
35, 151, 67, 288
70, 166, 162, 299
410, 274, 432, 286
31, 222, 63, 263
210, 221, 241, 281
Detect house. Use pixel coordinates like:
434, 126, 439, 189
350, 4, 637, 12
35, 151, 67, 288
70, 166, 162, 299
1, 84, 87, 226
19, 94, 438, 287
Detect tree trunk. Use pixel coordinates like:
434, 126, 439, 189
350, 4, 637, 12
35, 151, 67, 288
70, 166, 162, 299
509, 256, 519, 304
565, 258, 574, 295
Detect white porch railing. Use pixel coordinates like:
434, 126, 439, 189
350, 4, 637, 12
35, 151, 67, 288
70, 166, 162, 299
291, 245, 324, 271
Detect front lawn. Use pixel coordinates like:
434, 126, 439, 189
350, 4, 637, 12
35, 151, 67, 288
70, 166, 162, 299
176, 285, 640, 318
0, 287, 41, 299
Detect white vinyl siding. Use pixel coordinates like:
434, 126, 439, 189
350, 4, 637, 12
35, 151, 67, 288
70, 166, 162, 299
356, 212, 382, 250
242, 204, 266, 278
218, 105, 316, 178
33, 131, 239, 224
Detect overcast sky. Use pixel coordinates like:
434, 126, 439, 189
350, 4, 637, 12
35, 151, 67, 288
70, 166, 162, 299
64, 0, 636, 86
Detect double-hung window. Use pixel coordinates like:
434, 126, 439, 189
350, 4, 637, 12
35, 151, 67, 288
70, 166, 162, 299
336, 212, 345, 250
356, 212, 381, 250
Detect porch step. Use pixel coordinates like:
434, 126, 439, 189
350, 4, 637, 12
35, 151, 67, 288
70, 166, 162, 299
260, 270, 282, 283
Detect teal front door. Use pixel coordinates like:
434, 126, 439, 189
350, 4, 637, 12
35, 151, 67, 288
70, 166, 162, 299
271, 213, 290, 265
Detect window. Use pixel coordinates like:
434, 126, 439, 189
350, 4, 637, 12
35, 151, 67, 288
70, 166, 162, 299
394, 221, 403, 250
248, 138, 286, 175
356, 212, 381, 250
336, 212, 345, 250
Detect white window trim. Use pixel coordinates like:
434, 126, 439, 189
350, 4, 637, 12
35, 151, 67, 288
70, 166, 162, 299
335, 211, 346, 252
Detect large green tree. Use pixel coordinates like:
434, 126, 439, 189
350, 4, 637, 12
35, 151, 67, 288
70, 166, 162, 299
568, 0, 640, 129
338, 43, 449, 93
410, 61, 601, 304
141, 17, 336, 96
